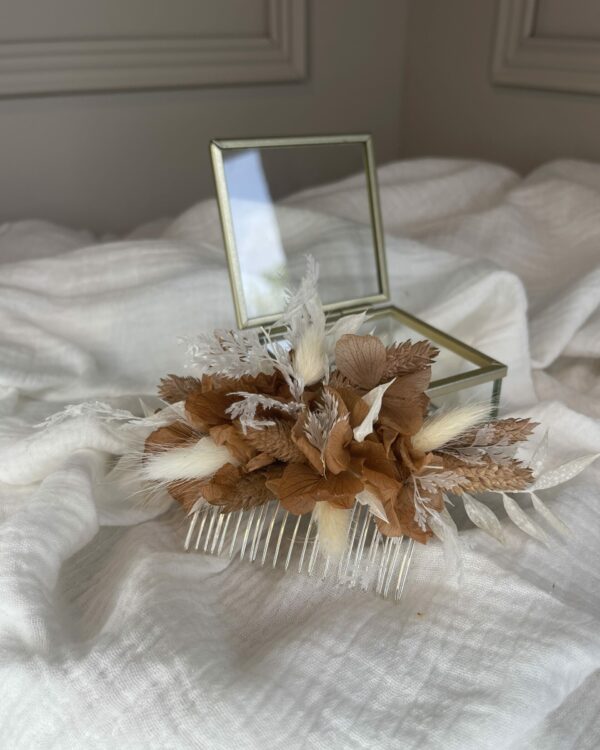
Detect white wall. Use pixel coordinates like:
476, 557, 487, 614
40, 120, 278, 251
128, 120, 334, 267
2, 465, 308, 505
0, 0, 408, 234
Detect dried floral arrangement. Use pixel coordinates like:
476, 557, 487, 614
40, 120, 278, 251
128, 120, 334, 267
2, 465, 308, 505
133, 258, 596, 571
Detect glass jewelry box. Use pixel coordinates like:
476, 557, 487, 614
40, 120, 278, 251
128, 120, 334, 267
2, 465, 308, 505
210, 134, 506, 415
185, 134, 508, 598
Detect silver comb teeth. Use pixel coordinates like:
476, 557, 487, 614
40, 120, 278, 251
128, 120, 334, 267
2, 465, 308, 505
184, 502, 414, 601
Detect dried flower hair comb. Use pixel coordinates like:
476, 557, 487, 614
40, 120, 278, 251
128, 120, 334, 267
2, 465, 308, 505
115, 257, 595, 600
40, 258, 597, 601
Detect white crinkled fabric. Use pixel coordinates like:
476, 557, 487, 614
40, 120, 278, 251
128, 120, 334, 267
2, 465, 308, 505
0, 159, 599, 749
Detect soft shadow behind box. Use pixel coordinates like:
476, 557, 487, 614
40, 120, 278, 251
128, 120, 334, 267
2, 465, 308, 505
188, 134, 508, 600
210, 134, 506, 413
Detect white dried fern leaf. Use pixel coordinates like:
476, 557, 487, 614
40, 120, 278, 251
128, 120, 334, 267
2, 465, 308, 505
273, 256, 327, 380
35, 401, 136, 430
226, 392, 303, 433
260, 329, 304, 401
304, 390, 343, 453
185, 329, 273, 378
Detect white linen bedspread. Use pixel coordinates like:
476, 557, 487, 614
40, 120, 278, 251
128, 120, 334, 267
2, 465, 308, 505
0, 159, 599, 749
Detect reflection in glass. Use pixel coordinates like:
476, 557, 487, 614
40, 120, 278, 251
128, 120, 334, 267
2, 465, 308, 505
220, 143, 382, 322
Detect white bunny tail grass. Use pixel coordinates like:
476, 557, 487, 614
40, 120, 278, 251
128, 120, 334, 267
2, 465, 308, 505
411, 403, 491, 453
142, 436, 236, 482
294, 324, 328, 386
314, 502, 352, 562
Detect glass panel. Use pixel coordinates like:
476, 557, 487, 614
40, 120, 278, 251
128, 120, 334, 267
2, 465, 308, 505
218, 141, 383, 322
364, 312, 481, 381
360, 309, 504, 411
429, 379, 499, 412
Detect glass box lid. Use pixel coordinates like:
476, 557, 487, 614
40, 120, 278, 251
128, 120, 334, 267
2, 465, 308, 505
210, 134, 389, 329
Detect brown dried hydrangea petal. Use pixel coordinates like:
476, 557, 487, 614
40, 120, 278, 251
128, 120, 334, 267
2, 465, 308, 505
145, 421, 199, 453
291, 414, 324, 474
330, 382, 363, 408
378, 370, 431, 436
200, 463, 242, 503
209, 423, 256, 463
185, 389, 236, 431
245, 452, 276, 472
378, 425, 399, 456
335, 334, 386, 389
158, 374, 204, 404
212, 471, 278, 513
321, 387, 352, 474
377, 484, 432, 544
323, 416, 352, 474
350, 439, 404, 504
350, 397, 370, 430
167, 478, 206, 513
396, 436, 432, 474
266, 463, 363, 514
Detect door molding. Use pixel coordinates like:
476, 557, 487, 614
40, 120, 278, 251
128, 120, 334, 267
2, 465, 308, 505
0, 0, 307, 97
492, 0, 600, 95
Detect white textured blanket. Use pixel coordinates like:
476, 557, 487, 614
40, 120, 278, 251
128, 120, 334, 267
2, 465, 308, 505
0, 159, 599, 749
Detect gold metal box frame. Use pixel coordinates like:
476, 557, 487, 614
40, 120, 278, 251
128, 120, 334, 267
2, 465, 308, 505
210, 134, 507, 410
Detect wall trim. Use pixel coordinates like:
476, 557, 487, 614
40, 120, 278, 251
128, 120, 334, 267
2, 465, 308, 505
492, 0, 600, 95
0, 0, 307, 97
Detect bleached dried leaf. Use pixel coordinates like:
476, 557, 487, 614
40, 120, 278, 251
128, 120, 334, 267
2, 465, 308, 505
355, 489, 388, 522
428, 506, 462, 578
502, 493, 550, 545
326, 311, 368, 352
353, 379, 395, 443
531, 453, 600, 491
462, 493, 505, 544
529, 492, 570, 537
529, 430, 549, 476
